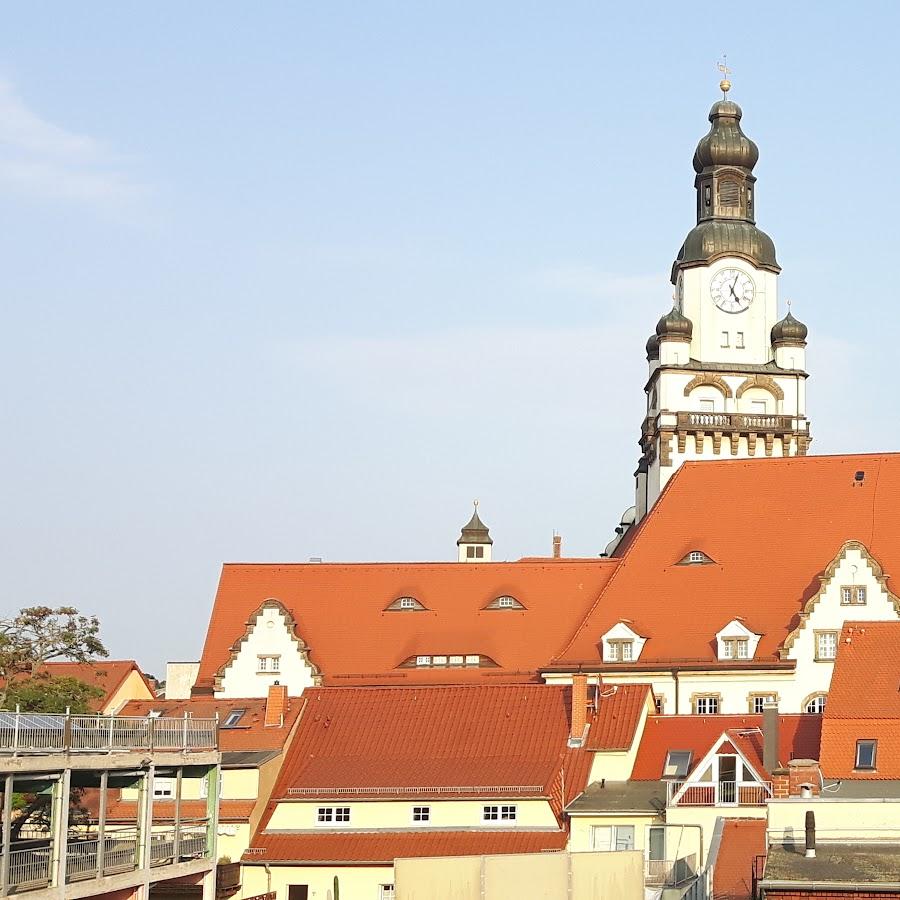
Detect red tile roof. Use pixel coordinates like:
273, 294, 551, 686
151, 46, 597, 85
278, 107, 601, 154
712, 819, 766, 900
555, 454, 900, 665
196, 560, 619, 688
820, 622, 900, 778
630, 715, 821, 780
38, 660, 154, 710
104, 799, 253, 823
119, 698, 301, 751
584, 684, 652, 751
243, 830, 567, 864
267, 685, 591, 813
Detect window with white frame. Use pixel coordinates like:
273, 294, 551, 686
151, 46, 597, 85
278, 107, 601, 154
805, 694, 827, 714
856, 739, 877, 770
412, 806, 430, 823
591, 824, 635, 851
608, 639, 634, 662
722, 638, 749, 659
840, 585, 867, 605
415, 655, 431, 666
483, 804, 517, 823
466, 546, 484, 559
663, 750, 692, 779
693, 695, 720, 715
316, 806, 350, 825
398, 597, 418, 609
153, 777, 175, 798
816, 631, 838, 661
750, 694, 777, 714
257, 655, 280, 673
380, 885, 395, 900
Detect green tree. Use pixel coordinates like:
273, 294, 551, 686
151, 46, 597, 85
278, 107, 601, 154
0, 606, 108, 708
5, 675, 104, 713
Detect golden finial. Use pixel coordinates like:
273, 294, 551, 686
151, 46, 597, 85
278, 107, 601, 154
717, 54, 732, 97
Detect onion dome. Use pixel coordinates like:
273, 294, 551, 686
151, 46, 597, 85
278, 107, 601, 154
656, 307, 693, 342
646, 333, 660, 359
771, 311, 808, 345
457, 504, 492, 546
693, 101, 759, 173
673, 220, 779, 279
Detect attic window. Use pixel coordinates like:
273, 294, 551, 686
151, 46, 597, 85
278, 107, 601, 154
486, 595, 524, 610
663, 750, 692, 779
855, 739, 877, 770
386, 596, 425, 611
404, 654, 495, 669
679, 550, 713, 566
222, 709, 246, 728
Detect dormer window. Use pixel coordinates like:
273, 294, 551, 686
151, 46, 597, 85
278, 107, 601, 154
716, 620, 760, 662
386, 596, 426, 611
679, 550, 713, 565
721, 638, 749, 660
608, 640, 634, 662
485, 595, 524, 610
404, 654, 495, 669
601, 623, 646, 664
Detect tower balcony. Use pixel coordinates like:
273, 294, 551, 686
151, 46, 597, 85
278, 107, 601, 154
675, 411, 798, 434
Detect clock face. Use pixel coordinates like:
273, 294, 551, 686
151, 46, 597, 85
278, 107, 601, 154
710, 268, 754, 313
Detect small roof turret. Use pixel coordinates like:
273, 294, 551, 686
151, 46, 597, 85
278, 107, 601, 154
646, 332, 660, 360
772, 311, 808, 346
693, 100, 760, 173
457, 502, 492, 547
656, 307, 693, 342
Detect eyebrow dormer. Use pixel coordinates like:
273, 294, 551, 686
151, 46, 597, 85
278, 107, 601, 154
678, 550, 715, 566
385, 596, 426, 611
484, 595, 524, 610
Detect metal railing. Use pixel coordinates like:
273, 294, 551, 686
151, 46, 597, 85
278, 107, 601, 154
8, 846, 51, 892
0, 711, 217, 754
644, 854, 698, 887
667, 780, 772, 807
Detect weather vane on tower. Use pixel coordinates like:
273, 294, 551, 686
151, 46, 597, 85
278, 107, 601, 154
717, 54, 732, 97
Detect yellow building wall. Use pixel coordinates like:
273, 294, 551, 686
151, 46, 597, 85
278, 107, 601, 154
241, 862, 393, 900
216, 824, 251, 863
665, 805, 765, 859
567, 815, 660, 853
266, 798, 557, 830
222, 768, 259, 800
105, 669, 155, 714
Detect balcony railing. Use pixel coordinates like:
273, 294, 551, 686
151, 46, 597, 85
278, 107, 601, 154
676, 412, 796, 433
7, 823, 210, 894
644, 855, 698, 887
667, 780, 772, 807
0, 711, 217, 754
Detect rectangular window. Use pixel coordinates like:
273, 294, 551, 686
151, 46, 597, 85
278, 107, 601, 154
736, 332, 745, 349
432, 655, 447, 666
722, 638, 749, 660
412, 806, 430, 823
699, 399, 715, 412
841, 585, 867, 605
721, 332, 730, 348
751, 401, 767, 413
816, 632, 838, 661
415, 655, 431, 666
153, 777, 175, 798
608, 640, 634, 662
663, 750, 692, 779
399, 597, 417, 609
590, 825, 634, 851
856, 739, 877, 770
482, 804, 516, 823
694, 695, 720, 715
737, 639, 749, 659
257, 655, 281, 673
380, 887, 395, 900
467, 546, 476, 558
654, 696, 665, 715
841, 586, 852, 604
464, 654, 480, 665
449, 655, 464, 665
475, 546, 484, 558
751, 694, 776, 714
316, 806, 350, 825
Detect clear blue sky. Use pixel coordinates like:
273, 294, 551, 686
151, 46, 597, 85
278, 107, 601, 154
0, 2, 895, 675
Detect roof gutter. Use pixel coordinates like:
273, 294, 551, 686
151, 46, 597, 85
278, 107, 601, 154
544, 661, 795, 673
759, 881, 900, 893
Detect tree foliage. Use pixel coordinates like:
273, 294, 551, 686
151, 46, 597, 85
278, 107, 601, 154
5, 675, 105, 713
0, 606, 108, 708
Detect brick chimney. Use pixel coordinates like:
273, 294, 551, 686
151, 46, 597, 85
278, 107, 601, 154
552, 534, 562, 559
570, 674, 588, 745
772, 759, 821, 798
265, 681, 288, 727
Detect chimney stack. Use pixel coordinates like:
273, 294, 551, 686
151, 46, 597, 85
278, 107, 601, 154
265, 681, 288, 727
762, 702, 779, 773
805, 810, 816, 858
569, 674, 588, 745
552, 534, 562, 559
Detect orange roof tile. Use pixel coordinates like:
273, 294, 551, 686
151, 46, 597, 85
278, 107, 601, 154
37, 660, 154, 710
555, 454, 900, 665
820, 622, 900, 778
101, 799, 253, 823
712, 819, 766, 900
258, 685, 593, 829
631, 715, 821, 780
244, 830, 567, 864
119, 698, 301, 752
584, 684, 652, 751
196, 560, 619, 687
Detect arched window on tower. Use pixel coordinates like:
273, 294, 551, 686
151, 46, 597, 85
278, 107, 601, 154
717, 177, 741, 216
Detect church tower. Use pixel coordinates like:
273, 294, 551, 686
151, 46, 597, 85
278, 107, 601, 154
635, 87, 810, 521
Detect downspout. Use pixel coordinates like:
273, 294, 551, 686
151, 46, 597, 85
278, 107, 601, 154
674, 669, 680, 715
264, 863, 272, 893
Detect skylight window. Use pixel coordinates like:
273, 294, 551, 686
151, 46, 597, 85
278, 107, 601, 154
856, 739, 877, 770
663, 750, 692, 779
222, 709, 246, 728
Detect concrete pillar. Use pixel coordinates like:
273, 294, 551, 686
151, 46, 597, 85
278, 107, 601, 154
97, 770, 108, 874
1, 773, 13, 896
137, 764, 155, 870
51, 769, 71, 890
174, 768, 183, 860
